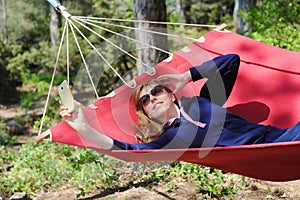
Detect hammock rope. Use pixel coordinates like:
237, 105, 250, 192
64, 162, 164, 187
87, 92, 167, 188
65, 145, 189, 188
73, 16, 172, 59
74, 16, 219, 28
64, 15, 219, 88
72, 16, 158, 79
68, 20, 100, 97
66, 23, 70, 85
38, 20, 68, 135
74, 16, 203, 43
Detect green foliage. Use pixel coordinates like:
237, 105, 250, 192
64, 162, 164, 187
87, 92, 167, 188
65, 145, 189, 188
0, 141, 119, 197
149, 162, 239, 198
33, 116, 53, 134
0, 41, 19, 103
244, 0, 300, 52
5, 0, 49, 46
249, 23, 300, 52
7, 41, 56, 80
0, 140, 240, 199
246, 0, 300, 32
0, 145, 16, 165
187, 0, 235, 25
0, 119, 17, 146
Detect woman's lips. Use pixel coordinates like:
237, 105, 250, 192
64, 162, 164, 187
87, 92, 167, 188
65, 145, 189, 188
153, 102, 163, 109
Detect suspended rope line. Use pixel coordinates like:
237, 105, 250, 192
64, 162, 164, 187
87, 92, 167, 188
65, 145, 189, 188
75, 16, 201, 43
74, 16, 172, 56
44, 1, 216, 93
72, 17, 156, 72
68, 20, 100, 98
38, 20, 68, 135
73, 16, 172, 66
69, 19, 136, 89
66, 24, 70, 85
73, 16, 219, 28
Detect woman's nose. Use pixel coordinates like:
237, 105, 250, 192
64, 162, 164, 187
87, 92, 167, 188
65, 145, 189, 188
149, 95, 157, 103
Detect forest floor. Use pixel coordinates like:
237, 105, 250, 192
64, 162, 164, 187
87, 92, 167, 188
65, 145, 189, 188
1, 104, 300, 200
32, 178, 300, 200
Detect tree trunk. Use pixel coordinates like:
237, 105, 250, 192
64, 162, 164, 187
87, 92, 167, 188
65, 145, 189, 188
1, 0, 7, 44
134, 0, 168, 75
234, 0, 255, 33
50, 4, 62, 46
180, 0, 192, 24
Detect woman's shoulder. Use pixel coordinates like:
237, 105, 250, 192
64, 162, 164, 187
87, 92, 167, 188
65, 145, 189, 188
180, 96, 212, 107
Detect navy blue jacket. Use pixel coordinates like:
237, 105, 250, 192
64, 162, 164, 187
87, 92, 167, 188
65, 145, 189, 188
112, 54, 287, 150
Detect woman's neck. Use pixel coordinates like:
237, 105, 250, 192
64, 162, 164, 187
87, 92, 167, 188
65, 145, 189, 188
163, 104, 180, 124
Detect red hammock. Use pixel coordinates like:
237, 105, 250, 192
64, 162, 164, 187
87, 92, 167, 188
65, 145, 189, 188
39, 29, 300, 182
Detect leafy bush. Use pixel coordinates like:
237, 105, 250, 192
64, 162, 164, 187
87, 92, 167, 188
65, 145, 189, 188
0, 138, 240, 199
0, 141, 119, 197
244, 0, 300, 52
178, 163, 238, 197
0, 42, 19, 104
149, 162, 239, 198
0, 120, 17, 146
249, 23, 300, 52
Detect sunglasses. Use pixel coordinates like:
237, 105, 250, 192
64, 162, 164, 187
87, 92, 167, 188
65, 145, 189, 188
139, 85, 165, 106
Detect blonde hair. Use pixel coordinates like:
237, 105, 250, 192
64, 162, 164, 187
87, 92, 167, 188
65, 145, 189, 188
132, 80, 178, 143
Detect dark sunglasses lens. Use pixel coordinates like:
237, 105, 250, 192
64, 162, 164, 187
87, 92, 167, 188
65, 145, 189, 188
139, 85, 165, 107
140, 94, 150, 105
151, 85, 164, 96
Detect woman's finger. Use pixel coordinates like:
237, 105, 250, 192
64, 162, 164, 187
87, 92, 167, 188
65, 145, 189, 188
73, 100, 82, 107
60, 111, 71, 119
157, 76, 175, 86
60, 106, 71, 113
157, 75, 173, 81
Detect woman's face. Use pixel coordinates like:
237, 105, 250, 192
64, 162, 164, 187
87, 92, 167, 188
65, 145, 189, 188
139, 84, 177, 123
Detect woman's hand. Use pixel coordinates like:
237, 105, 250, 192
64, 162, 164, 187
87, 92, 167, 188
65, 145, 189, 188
157, 71, 192, 93
59, 100, 113, 150
59, 100, 88, 133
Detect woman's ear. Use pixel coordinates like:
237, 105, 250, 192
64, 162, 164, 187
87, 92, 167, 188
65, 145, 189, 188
171, 94, 176, 102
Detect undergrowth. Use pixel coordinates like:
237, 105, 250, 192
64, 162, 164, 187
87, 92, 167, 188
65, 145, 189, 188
0, 139, 242, 199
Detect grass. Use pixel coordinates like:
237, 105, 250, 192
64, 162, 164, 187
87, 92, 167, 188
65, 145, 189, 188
0, 117, 243, 199
0, 137, 242, 199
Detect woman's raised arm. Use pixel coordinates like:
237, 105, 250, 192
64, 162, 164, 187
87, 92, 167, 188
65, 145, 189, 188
157, 70, 192, 93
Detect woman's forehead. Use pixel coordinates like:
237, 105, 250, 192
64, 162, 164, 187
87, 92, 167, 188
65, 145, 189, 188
141, 83, 165, 96
140, 84, 155, 95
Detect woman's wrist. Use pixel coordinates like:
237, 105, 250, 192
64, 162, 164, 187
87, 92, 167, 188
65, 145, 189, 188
78, 123, 113, 150
182, 71, 192, 83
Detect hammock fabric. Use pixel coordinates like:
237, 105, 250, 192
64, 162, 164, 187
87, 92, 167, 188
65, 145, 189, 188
47, 29, 300, 182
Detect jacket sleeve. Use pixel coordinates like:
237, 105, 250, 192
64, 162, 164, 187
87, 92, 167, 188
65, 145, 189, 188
110, 130, 178, 150
110, 139, 151, 150
189, 54, 240, 106
110, 138, 166, 150
189, 54, 240, 82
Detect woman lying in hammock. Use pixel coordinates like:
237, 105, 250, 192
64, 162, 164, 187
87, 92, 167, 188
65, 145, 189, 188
60, 54, 300, 150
